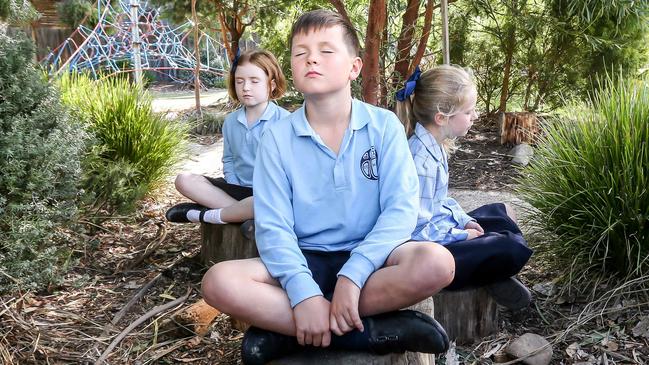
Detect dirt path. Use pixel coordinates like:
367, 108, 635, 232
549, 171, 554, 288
151, 89, 229, 113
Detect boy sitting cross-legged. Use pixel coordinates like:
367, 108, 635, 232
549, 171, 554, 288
201, 9, 456, 364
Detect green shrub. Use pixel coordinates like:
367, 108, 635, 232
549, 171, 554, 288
56, 0, 97, 29
183, 109, 225, 135
58, 73, 188, 214
516, 74, 649, 282
0, 31, 87, 292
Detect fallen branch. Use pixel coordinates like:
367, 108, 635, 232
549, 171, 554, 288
111, 273, 163, 326
95, 287, 192, 365
112, 243, 196, 326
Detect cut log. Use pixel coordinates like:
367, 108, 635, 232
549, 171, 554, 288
201, 222, 258, 265
271, 297, 436, 365
499, 112, 540, 145
432, 287, 498, 345
172, 298, 221, 336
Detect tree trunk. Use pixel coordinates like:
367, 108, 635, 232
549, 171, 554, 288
361, 0, 387, 105
411, 0, 435, 72
191, 0, 202, 117
328, 0, 352, 25
393, 0, 421, 83
498, 29, 515, 113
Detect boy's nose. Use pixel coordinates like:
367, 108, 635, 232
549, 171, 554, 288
306, 54, 318, 65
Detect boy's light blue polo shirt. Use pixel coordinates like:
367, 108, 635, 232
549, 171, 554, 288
222, 102, 290, 187
253, 99, 419, 308
409, 122, 475, 244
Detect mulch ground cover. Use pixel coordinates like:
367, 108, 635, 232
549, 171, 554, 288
2, 113, 647, 364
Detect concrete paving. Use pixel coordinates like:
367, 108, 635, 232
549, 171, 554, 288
151, 89, 228, 113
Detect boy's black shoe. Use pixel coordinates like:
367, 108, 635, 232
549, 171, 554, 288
241, 326, 301, 365
165, 202, 208, 223
240, 219, 255, 240
365, 310, 449, 355
486, 277, 532, 310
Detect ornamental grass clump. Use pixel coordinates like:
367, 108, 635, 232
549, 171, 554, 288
59, 73, 188, 214
516, 75, 648, 282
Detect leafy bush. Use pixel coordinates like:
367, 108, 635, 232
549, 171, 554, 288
0, 31, 87, 292
56, 0, 97, 29
58, 73, 188, 214
183, 109, 225, 135
0, 0, 37, 23
516, 74, 649, 282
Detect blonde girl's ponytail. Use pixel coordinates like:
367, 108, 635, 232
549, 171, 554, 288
396, 64, 476, 153
395, 66, 422, 137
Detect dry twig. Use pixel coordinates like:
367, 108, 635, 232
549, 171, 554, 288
95, 287, 192, 365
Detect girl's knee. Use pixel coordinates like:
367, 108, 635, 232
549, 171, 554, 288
175, 172, 200, 193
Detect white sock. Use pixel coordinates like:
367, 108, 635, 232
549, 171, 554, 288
203, 208, 226, 224
186, 209, 201, 223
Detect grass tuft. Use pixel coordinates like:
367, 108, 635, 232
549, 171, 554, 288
516, 74, 648, 284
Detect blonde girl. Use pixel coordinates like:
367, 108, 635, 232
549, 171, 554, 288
397, 64, 533, 310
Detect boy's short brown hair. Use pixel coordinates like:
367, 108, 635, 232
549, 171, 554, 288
227, 49, 287, 102
289, 9, 361, 57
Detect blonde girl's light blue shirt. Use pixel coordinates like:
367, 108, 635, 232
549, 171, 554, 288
221, 102, 290, 187
409, 123, 475, 244
253, 99, 419, 308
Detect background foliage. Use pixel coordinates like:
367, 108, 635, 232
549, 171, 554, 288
56, 0, 98, 29
516, 74, 649, 284
162, 0, 648, 113
0, 30, 87, 292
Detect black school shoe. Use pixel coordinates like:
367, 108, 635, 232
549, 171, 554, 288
485, 277, 532, 310
241, 326, 301, 365
240, 219, 255, 240
165, 202, 208, 223
366, 309, 449, 355
240, 310, 449, 364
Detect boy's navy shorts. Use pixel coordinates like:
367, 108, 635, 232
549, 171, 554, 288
205, 176, 253, 201
302, 250, 352, 301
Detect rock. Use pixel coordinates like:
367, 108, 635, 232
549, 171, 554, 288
509, 143, 534, 166
532, 282, 556, 297
632, 316, 649, 338
504, 333, 552, 365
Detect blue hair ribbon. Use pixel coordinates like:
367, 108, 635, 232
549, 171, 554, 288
395, 66, 421, 102
231, 47, 241, 74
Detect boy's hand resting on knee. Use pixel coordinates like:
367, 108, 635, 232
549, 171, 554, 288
330, 276, 364, 336
465, 221, 484, 240
293, 296, 331, 347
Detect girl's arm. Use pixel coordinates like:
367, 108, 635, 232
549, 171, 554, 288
221, 120, 238, 184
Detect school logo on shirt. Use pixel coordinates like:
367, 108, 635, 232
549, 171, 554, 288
360, 146, 378, 180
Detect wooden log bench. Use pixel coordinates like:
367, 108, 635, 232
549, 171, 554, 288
200, 223, 499, 362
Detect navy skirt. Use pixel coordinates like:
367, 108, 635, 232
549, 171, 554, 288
444, 203, 533, 290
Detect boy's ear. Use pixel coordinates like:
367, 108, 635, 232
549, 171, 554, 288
348, 57, 363, 81
270, 79, 276, 92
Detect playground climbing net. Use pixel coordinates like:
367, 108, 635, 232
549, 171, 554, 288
43, 0, 228, 84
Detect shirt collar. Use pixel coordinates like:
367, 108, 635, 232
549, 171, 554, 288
236, 102, 277, 128
292, 98, 369, 137
414, 122, 443, 162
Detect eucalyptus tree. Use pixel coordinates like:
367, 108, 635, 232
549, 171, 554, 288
153, 0, 293, 62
